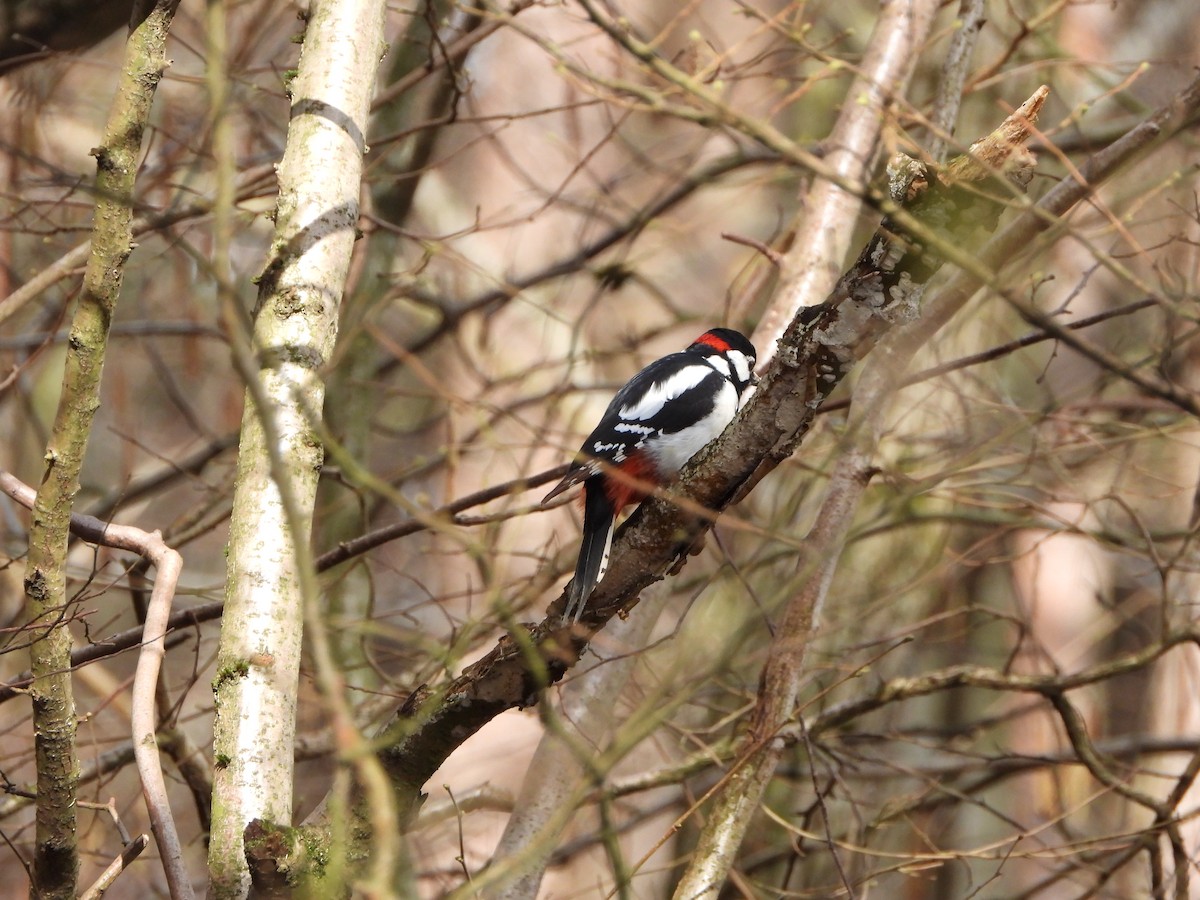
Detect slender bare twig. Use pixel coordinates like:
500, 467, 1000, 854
0, 464, 575, 698
0, 320, 225, 350
797, 716, 853, 897
0, 745, 137, 820
1046, 690, 1165, 814
78, 834, 150, 900
819, 296, 1159, 414
927, 0, 988, 162
314, 464, 569, 570
0, 164, 276, 329
390, 149, 771, 363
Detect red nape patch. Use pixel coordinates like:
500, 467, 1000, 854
604, 452, 660, 511
696, 330, 731, 353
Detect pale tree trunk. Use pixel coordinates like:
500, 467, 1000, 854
207, 0, 388, 896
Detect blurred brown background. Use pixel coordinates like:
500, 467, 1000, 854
2, 0, 1200, 896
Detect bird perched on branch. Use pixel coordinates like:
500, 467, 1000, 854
545, 328, 758, 623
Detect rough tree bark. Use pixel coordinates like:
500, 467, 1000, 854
206, 0, 389, 896
19, 2, 180, 897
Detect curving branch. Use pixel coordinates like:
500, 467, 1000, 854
2, 470, 193, 899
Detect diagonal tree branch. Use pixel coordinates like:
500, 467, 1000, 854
245, 55, 1200, 900
374, 67, 1200, 820
374, 85, 1048, 824
368, 55, 1197, 801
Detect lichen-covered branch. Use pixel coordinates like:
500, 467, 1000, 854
19, 3, 180, 897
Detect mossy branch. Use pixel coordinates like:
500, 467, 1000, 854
21, 3, 180, 898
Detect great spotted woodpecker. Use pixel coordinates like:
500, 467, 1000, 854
545, 328, 758, 623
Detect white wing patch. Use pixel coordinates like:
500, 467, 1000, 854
614, 422, 654, 435
591, 440, 627, 462
726, 349, 752, 386
618, 364, 713, 421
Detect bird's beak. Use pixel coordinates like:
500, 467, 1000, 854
749, 370, 760, 386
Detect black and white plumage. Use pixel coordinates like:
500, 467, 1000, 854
545, 328, 758, 623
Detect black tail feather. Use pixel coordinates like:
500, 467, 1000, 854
562, 483, 615, 623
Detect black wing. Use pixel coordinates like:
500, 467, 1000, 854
544, 352, 721, 500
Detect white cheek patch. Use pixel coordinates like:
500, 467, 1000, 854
726, 350, 752, 386
618, 364, 712, 421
